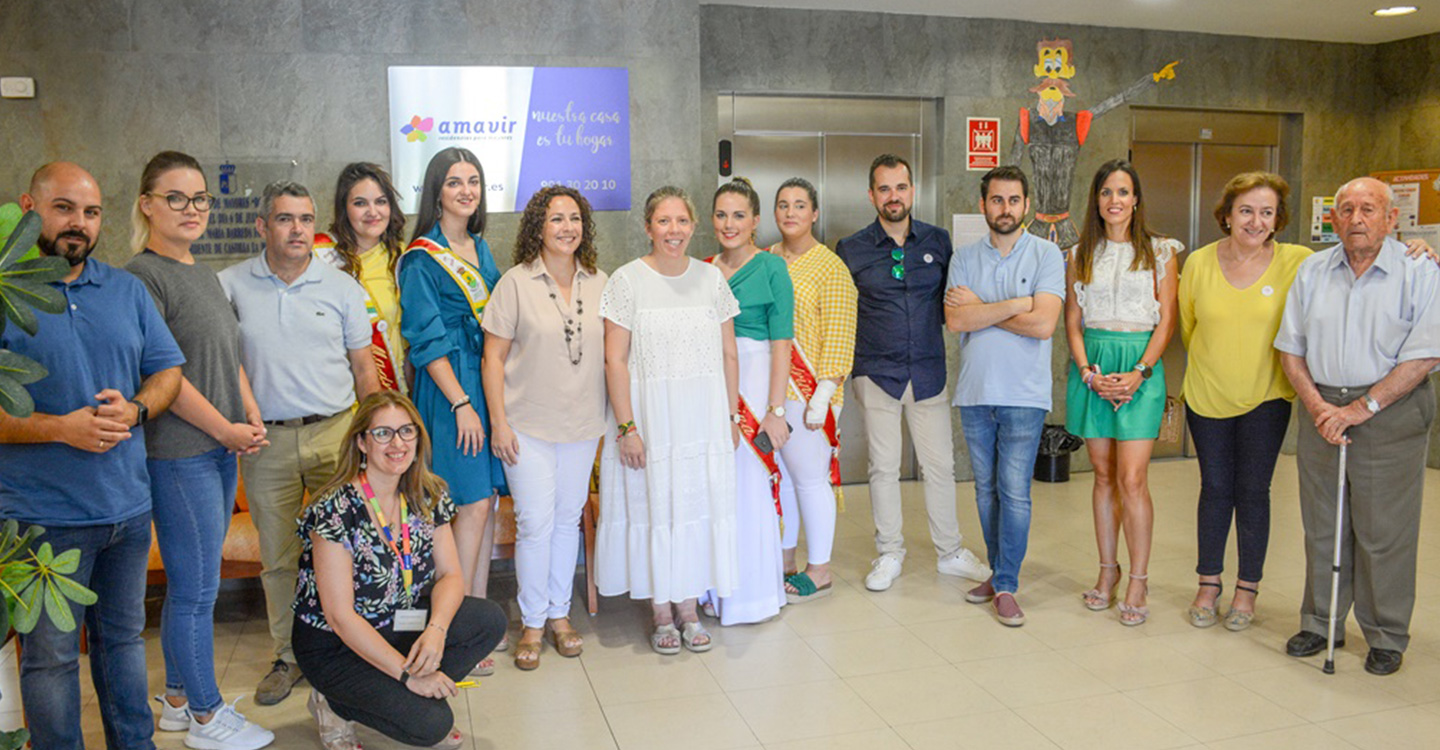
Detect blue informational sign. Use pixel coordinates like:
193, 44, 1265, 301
388, 66, 631, 213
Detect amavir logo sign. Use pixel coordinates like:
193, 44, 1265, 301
400, 115, 433, 143
399, 114, 518, 143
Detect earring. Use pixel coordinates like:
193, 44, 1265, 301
359, 454, 367, 470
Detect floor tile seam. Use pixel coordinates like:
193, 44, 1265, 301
1053, 638, 1220, 692
579, 645, 636, 750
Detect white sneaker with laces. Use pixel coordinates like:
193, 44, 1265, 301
184, 698, 275, 750
865, 553, 905, 591
155, 695, 191, 732
937, 547, 992, 582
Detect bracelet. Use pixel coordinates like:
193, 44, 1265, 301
617, 420, 636, 439
399, 668, 411, 685
427, 622, 447, 634
449, 395, 472, 413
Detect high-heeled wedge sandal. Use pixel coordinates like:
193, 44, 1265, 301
513, 627, 543, 671
548, 618, 584, 658
1082, 562, 1120, 611
1118, 572, 1149, 626
1223, 584, 1259, 631
1187, 581, 1222, 628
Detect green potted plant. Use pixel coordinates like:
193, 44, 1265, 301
0, 204, 98, 749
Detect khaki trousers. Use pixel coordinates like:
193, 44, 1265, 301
852, 376, 960, 559
1297, 380, 1435, 652
240, 413, 349, 664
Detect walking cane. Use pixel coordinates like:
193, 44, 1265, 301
1322, 437, 1347, 675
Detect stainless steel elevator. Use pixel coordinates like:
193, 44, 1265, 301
718, 95, 941, 482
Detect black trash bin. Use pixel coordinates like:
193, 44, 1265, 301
1034, 424, 1084, 483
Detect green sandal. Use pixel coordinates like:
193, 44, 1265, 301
785, 572, 833, 604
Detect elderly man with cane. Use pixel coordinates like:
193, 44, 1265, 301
1274, 176, 1440, 676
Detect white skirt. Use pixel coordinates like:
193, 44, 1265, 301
711, 337, 785, 625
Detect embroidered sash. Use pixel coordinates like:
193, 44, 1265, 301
789, 339, 845, 507
314, 234, 402, 391
404, 236, 490, 329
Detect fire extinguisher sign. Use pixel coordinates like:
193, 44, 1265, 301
966, 117, 1000, 171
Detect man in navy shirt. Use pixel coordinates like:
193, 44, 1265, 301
0, 162, 183, 749
835, 154, 989, 592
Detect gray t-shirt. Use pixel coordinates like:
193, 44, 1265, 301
125, 251, 246, 459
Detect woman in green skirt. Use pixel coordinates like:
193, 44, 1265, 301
1063, 159, 1182, 626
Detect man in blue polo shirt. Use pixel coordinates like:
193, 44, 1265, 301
218, 180, 377, 705
836, 154, 990, 592
0, 162, 183, 749
944, 166, 1065, 627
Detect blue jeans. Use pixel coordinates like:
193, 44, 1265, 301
15, 512, 156, 750
960, 406, 1047, 594
150, 447, 237, 714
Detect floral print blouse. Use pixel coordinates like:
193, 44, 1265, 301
292, 483, 457, 631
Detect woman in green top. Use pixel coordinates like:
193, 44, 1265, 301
705, 177, 795, 626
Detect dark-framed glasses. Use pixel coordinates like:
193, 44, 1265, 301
366, 423, 419, 444
890, 248, 906, 280
149, 191, 216, 212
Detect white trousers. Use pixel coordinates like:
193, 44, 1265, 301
777, 398, 838, 565
504, 430, 600, 628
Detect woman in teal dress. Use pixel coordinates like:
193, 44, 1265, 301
705, 177, 794, 626
399, 147, 509, 673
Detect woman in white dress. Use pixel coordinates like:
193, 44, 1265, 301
597, 186, 742, 654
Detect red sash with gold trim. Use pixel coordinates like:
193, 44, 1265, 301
314, 234, 402, 391
789, 340, 844, 505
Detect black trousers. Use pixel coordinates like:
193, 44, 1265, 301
1185, 398, 1292, 582
293, 596, 506, 747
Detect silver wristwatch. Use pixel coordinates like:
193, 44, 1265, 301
1363, 395, 1381, 414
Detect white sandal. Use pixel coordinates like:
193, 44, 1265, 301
651, 623, 681, 655
680, 620, 713, 652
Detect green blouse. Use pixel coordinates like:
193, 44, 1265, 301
724, 251, 795, 341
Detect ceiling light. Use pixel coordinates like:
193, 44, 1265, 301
1373, 6, 1419, 16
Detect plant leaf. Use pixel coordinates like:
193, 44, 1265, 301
0, 372, 36, 418
0, 209, 41, 270
3, 256, 69, 284
50, 573, 96, 607
33, 542, 52, 567
0, 289, 38, 337
1, 276, 67, 317
41, 575, 77, 632
49, 547, 80, 575
12, 579, 43, 633
0, 350, 47, 385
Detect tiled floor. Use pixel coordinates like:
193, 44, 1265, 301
5, 454, 1440, 749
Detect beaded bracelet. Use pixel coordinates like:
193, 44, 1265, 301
616, 420, 637, 439
450, 395, 471, 413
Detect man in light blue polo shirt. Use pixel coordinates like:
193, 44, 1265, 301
218, 180, 378, 704
0, 162, 184, 749
944, 165, 1065, 627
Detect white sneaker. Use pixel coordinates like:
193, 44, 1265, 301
865, 553, 905, 591
155, 695, 191, 732
937, 548, 992, 582
184, 698, 275, 750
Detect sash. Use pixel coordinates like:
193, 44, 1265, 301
704, 255, 783, 521
405, 236, 490, 329
789, 339, 845, 507
314, 235, 402, 391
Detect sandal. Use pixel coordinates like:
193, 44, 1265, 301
548, 618, 584, 658
1188, 581, 1222, 628
1118, 573, 1149, 626
469, 656, 495, 677
307, 690, 361, 750
430, 726, 465, 750
493, 633, 510, 652
680, 620, 713, 652
1082, 562, 1120, 611
785, 571, 833, 604
513, 627, 543, 671
651, 623, 682, 655
1224, 584, 1259, 632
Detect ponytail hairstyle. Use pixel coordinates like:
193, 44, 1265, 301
642, 185, 696, 225
131, 150, 205, 254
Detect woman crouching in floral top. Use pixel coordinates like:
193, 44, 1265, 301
291, 391, 507, 750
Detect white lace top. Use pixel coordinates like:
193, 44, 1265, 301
1072, 238, 1183, 331
599, 258, 740, 379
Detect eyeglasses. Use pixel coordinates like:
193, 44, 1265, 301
148, 192, 216, 212
365, 424, 419, 444
890, 248, 905, 280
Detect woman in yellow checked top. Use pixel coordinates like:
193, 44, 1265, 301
314, 162, 408, 392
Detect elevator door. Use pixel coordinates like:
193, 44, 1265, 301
721, 95, 938, 483
1130, 109, 1281, 457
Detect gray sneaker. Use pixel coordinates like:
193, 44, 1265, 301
254, 660, 303, 706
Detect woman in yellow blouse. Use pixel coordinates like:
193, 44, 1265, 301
1182, 172, 1438, 631
766, 178, 857, 602
315, 162, 408, 391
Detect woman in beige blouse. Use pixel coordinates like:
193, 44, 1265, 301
481, 186, 607, 670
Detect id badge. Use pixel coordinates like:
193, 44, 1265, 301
394, 608, 428, 632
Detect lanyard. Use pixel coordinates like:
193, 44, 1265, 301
358, 473, 413, 600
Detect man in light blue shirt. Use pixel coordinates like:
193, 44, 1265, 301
944, 165, 1065, 627
1274, 176, 1440, 676
218, 180, 379, 704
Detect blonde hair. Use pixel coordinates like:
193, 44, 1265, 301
315, 391, 450, 517
130, 151, 205, 254
642, 185, 696, 224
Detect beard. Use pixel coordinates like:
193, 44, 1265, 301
878, 201, 911, 223
986, 213, 1022, 235
38, 230, 97, 267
